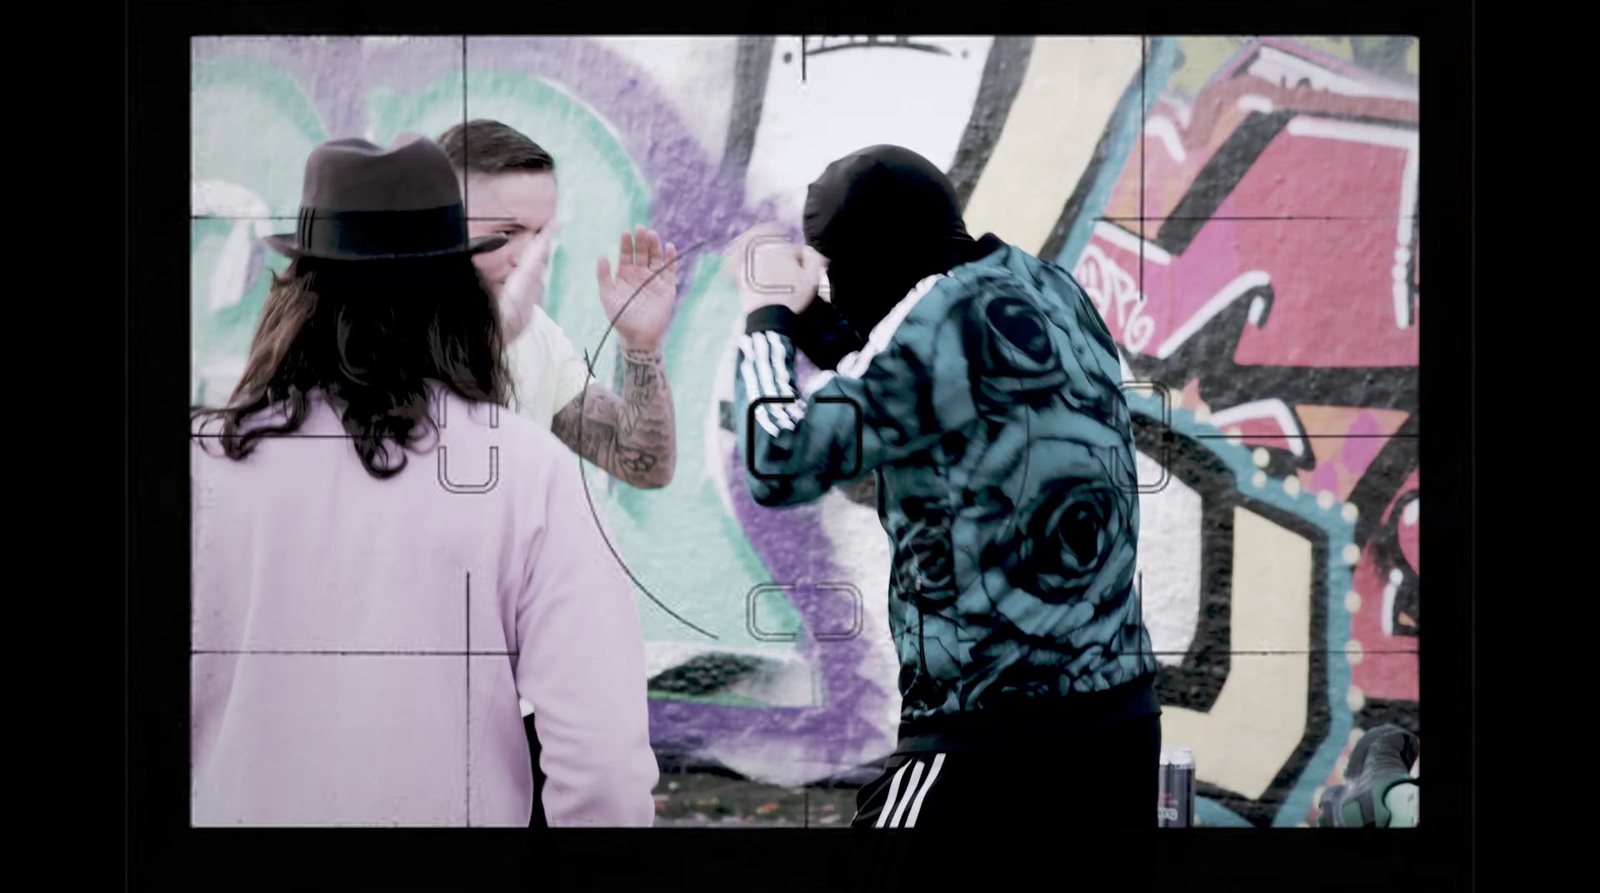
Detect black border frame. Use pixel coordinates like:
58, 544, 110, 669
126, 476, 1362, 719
129, 3, 1474, 889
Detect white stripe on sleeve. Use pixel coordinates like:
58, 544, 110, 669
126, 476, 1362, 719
738, 335, 780, 437
765, 330, 806, 423
749, 331, 794, 431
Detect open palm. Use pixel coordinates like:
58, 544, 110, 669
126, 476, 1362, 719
598, 225, 678, 351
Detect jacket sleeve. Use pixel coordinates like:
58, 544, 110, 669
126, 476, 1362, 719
735, 291, 977, 508
747, 300, 867, 373
513, 450, 658, 827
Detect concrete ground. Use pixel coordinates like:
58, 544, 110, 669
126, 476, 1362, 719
652, 771, 861, 827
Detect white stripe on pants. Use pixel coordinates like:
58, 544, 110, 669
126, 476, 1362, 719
874, 753, 946, 828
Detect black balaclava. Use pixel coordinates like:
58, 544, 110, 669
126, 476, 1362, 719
803, 145, 998, 337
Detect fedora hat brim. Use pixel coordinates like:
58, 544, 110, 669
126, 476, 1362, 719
263, 232, 509, 261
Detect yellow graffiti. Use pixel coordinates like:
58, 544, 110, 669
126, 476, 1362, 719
1158, 507, 1313, 800
963, 37, 1144, 255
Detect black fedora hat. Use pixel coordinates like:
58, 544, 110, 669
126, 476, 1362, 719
264, 133, 508, 261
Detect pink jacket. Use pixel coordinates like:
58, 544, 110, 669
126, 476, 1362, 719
190, 384, 658, 827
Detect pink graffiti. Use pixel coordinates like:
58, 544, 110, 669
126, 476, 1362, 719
1086, 41, 1420, 370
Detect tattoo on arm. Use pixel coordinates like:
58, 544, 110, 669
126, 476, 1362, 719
551, 348, 676, 488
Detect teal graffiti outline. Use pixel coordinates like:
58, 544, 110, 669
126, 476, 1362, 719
1054, 37, 1182, 271
191, 54, 329, 404
192, 55, 329, 211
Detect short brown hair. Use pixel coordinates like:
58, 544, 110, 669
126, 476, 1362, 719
438, 119, 555, 177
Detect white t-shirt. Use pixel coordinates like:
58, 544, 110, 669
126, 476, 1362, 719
507, 304, 593, 431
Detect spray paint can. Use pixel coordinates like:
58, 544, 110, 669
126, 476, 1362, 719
1158, 747, 1195, 827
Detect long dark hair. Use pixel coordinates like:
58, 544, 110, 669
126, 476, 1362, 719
192, 253, 515, 479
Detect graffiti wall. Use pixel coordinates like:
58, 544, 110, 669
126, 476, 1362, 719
191, 34, 1419, 827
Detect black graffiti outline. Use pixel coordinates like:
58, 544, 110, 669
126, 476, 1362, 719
947, 37, 1035, 211
720, 37, 776, 178
1133, 418, 1237, 715
1121, 285, 1419, 563
1136, 416, 1337, 828
1037, 62, 1146, 264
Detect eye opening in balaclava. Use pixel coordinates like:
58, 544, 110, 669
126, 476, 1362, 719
802, 144, 995, 337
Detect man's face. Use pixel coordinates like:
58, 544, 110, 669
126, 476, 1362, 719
463, 170, 558, 295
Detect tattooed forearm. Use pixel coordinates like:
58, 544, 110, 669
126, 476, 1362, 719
551, 347, 676, 488
624, 352, 660, 393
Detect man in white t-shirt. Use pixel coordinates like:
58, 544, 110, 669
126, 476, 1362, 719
439, 120, 680, 826
439, 119, 679, 488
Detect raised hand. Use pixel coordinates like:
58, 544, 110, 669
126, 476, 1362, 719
598, 225, 678, 352
498, 221, 562, 342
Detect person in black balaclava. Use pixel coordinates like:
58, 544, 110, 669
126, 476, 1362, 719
778, 145, 1006, 369
729, 145, 1162, 830
805, 145, 1002, 339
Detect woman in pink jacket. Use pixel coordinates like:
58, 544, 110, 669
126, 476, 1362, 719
189, 133, 660, 827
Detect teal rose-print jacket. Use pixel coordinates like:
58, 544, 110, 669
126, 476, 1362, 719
735, 240, 1160, 737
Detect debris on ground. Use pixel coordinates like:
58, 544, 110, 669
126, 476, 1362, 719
652, 771, 859, 827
